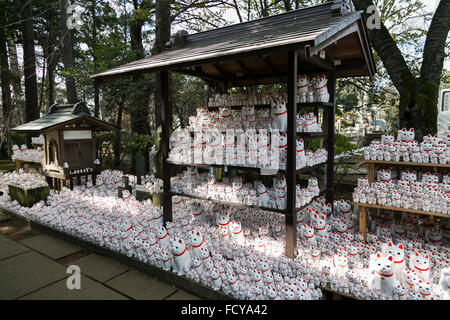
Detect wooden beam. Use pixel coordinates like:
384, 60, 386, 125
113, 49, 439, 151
310, 22, 359, 57
175, 68, 223, 82
212, 63, 227, 77
300, 46, 335, 71
159, 70, 172, 222
235, 60, 249, 76
260, 55, 277, 73
286, 50, 298, 259
325, 70, 336, 205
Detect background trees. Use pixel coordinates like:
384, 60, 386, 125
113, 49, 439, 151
0, 0, 448, 160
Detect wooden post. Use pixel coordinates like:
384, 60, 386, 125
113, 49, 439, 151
286, 50, 298, 259
367, 162, 375, 183
325, 71, 336, 205
359, 205, 367, 240
135, 151, 145, 185
159, 70, 172, 222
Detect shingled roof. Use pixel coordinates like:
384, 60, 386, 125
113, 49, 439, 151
12, 102, 118, 133
92, 0, 375, 86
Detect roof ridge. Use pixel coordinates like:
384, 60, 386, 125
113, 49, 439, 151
185, 2, 334, 42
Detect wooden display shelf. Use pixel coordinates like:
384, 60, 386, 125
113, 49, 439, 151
12, 158, 43, 171
168, 160, 326, 175
169, 191, 287, 214
297, 132, 328, 139
170, 190, 325, 214
206, 102, 334, 110
356, 158, 450, 241
353, 202, 450, 218
187, 129, 326, 137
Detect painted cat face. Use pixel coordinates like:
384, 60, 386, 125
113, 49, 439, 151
382, 133, 395, 144
303, 225, 315, 237
315, 74, 327, 87
279, 132, 287, 147
189, 230, 203, 245
411, 252, 430, 271
216, 210, 231, 226
416, 280, 431, 296
273, 101, 287, 115
334, 254, 348, 267
373, 252, 394, 275
229, 220, 242, 233
297, 74, 309, 87
170, 237, 186, 255
382, 242, 404, 263
339, 200, 351, 212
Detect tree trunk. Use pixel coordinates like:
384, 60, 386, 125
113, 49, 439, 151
8, 40, 24, 124
128, 0, 150, 134
154, 0, 171, 130
7, 40, 22, 100
47, 50, 56, 107
398, 78, 438, 140
21, 0, 40, 124
420, 0, 450, 87
0, 25, 11, 129
91, 0, 100, 118
45, 5, 57, 109
352, 0, 449, 140
0, 25, 12, 155
114, 98, 124, 168
59, 0, 78, 104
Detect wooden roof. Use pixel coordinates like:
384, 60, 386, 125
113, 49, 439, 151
92, 1, 375, 86
12, 102, 118, 133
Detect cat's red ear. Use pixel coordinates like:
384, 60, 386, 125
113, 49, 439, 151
387, 256, 393, 262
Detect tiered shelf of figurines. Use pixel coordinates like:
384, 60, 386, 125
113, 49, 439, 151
166, 73, 336, 258
11, 135, 45, 171
352, 130, 450, 240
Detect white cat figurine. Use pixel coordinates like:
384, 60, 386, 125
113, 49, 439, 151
271, 100, 287, 132
313, 74, 330, 103
170, 236, 193, 276
381, 241, 405, 282
439, 267, 450, 300
369, 252, 397, 297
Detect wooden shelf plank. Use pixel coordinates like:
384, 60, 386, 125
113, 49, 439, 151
169, 191, 326, 215
12, 158, 42, 164
169, 191, 287, 214
167, 160, 326, 175
352, 202, 450, 218
206, 102, 334, 110
363, 159, 450, 169
297, 132, 328, 139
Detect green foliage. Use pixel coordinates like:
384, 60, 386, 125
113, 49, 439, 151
305, 133, 357, 154
10, 133, 27, 147
334, 133, 358, 155
121, 133, 154, 156
95, 132, 154, 172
